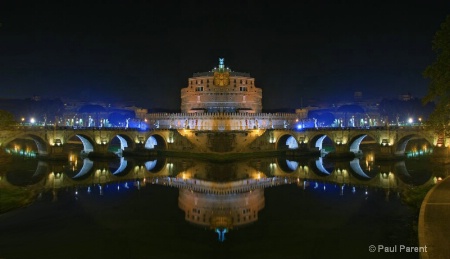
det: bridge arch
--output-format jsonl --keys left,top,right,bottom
{"left": 109, "top": 134, "right": 135, "bottom": 155}
{"left": 276, "top": 134, "right": 299, "bottom": 150}
{"left": 395, "top": 134, "right": 434, "bottom": 156}
{"left": 145, "top": 134, "right": 167, "bottom": 150}
{"left": 348, "top": 133, "right": 377, "bottom": 154}
{"left": 66, "top": 134, "right": 95, "bottom": 154}
{"left": 309, "top": 134, "right": 334, "bottom": 154}
{"left": 4, "top": 133, "right": 48, "bottom": 156}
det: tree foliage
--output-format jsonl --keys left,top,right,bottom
{"left": 423, "top": 15, "right": 450, "bottom": 132}
{"left": 0, "top": 110, "right": 17, "bottom": 127}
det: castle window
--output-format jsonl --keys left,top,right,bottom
{"left": 195, "top": 86, "right": 204, "bottom": 92}
{"left": 240, "top": 87, "right": 248, "bottom": 92}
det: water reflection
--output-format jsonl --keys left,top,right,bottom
{"left": 1, "top": 153, "right": 446, "bottom": 243}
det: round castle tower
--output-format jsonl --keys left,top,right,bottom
{"left": 146, "top": 58, "right": 297, "bottom": 131}
{"left": 181, "top": 58, "right": 262, "bottom": 113}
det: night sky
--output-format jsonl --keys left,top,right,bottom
{"left": 1, "top": 1, "right": 449, "bottom": 111}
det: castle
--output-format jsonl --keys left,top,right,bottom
{"left": 181, "top": 58, "right": 262, "bottom": 113}
{"left": 146, "top": 59, "right": 297, "bottom": 131}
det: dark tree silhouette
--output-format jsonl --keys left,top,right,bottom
{"left": 0, "top": 110, "right": 17, "bottom": 127}
{"left": 423, "top": 15, "right": 450, "bottom": 133}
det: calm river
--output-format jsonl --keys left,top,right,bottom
{"left": 0, "top": 151, "right": 448, "bottom": 259}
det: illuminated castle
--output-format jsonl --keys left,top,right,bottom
{"left": 181, "top": 58, "right": 262, "bottom": 113}
{"left": 147, "top": 59, "right": 297, "bottom": 131}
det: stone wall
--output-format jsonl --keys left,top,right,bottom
{"left": 146, "top": 112, "right": 298, "bottom": 131}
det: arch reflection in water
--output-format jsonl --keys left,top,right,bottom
{"left": 73, "top": 159, "right": 94, "bottom": 179}
{"left": 315, "top": 157, "right": 332, "bottom": 175}
{"left": 349, "top": 158, "right": 371, "bottom": 179}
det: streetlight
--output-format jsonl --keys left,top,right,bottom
{"left": 408, "top": 118, "right": 413, "bottom": 125}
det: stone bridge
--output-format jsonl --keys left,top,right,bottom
{"left": 267, "top": 126, "right": 448, "bottom": 159}
{"left": 0, "top": 126, "right": 448, "bottom": 160}
{"left": 0, "top": 126, "right": 176, "bottom": 158}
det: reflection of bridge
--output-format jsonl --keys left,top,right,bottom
{"left": 1, "top": 156, "right": 438, "bottom": 193}
{"left": 0, "top": 126, "right": 448, "bottom": 160}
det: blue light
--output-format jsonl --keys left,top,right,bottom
{"left": 215, "top": 228, "right": 228, "bottom": 242}
{"left": 297, "top": 124, "right": 302, "bottom": 130}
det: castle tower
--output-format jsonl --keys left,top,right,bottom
{"left": 181, "top": 58, "right": 262, "bottom": 113}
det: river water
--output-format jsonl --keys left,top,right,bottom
{"left": 0, "top": 151, "right": 448, "bottom": 259}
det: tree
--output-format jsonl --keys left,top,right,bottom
{"left": 423, "top": 15, "right": 450, "bottom": 133}
{"left": 0, "top": 110, "right": 17, "bottom": 127}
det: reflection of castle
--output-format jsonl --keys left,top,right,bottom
{"left": 147, "top": 59, "right": 297, "bottom": 131}
{"left": 178, "top": 188, "right": 264, "bottom": 234}
{"left": 171, "top": 177, "right": 290, "bottom": 241}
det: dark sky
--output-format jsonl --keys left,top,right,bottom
{"left": 1, "top": 1, "right": 449, "bottom": 110}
